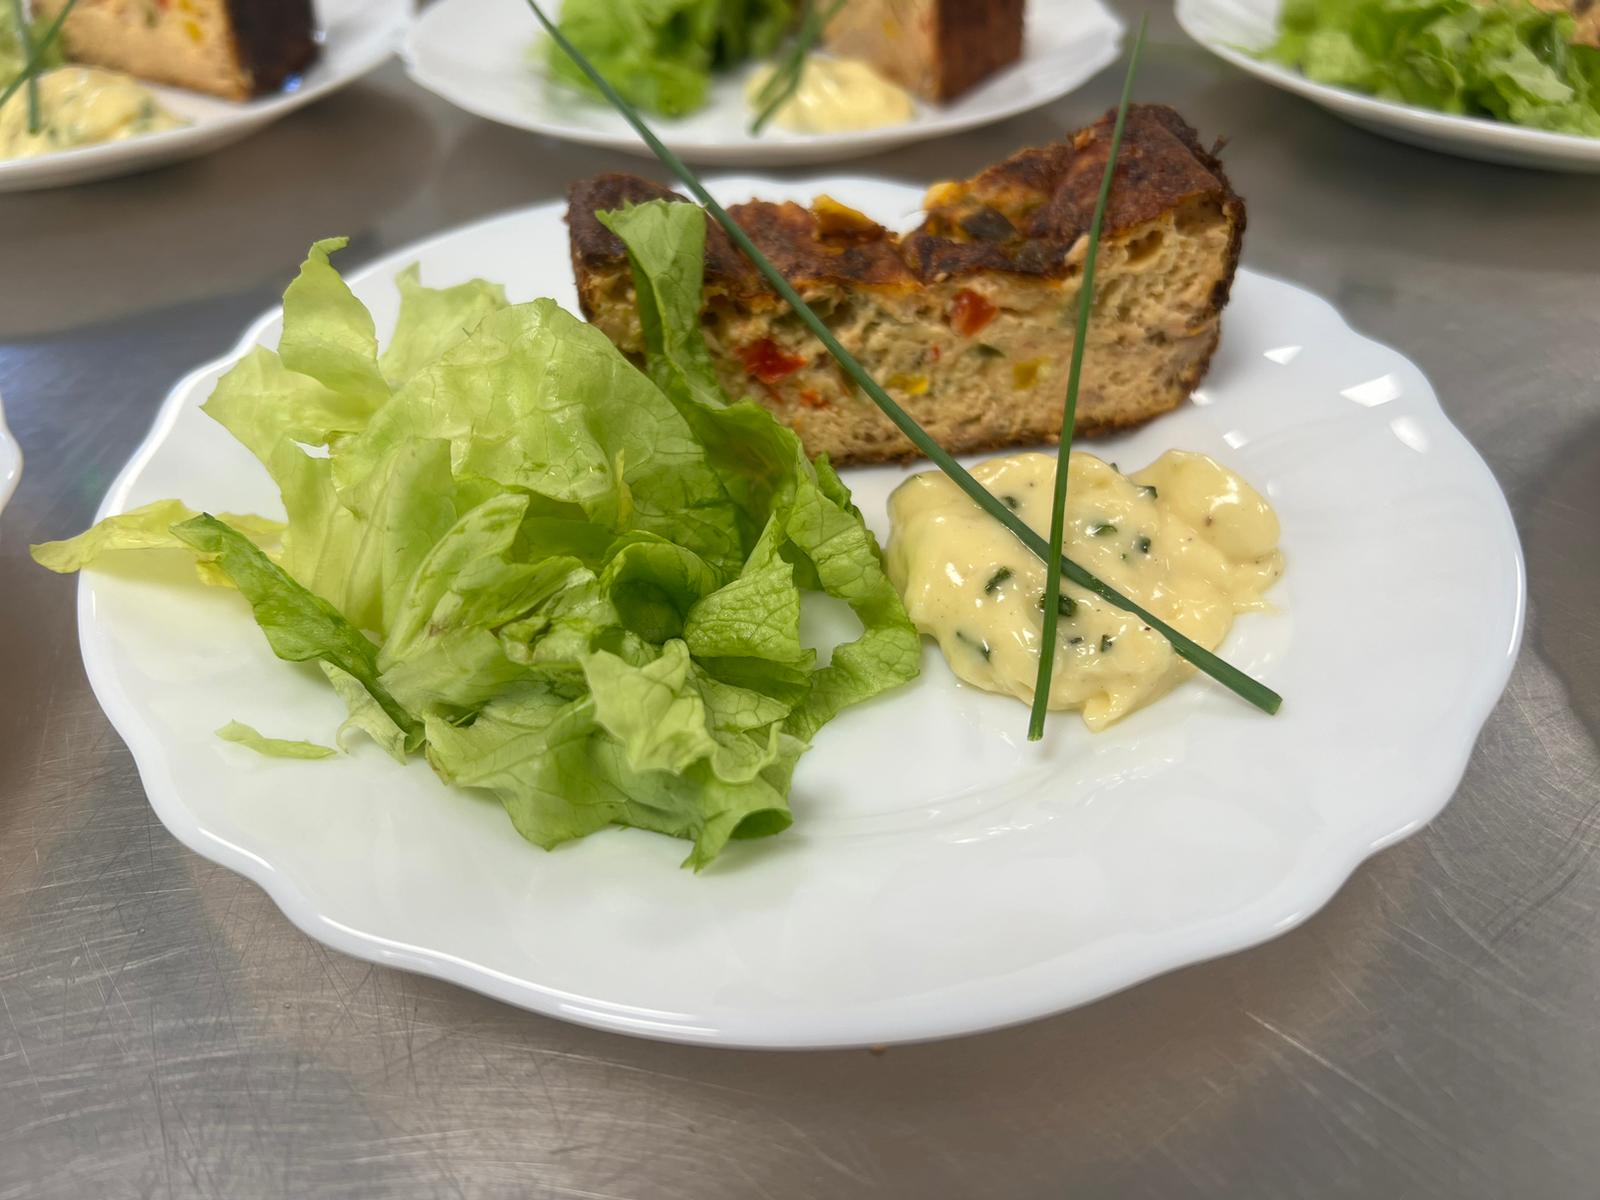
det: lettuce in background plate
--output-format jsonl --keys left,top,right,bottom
{"left": 1264, "top": 0, "right": 1600, "bottom": 135}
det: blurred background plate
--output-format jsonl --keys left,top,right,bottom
{"left": 0, "top": 387, "right": 17, "bottom": 516}
{"left": 403, "top": 0, "right": 1125, "bottom": 165}
{"left": 1178, "top": 0, "right": 1600, "bottom": 171}
{"left": 0, "top": 0, "right": 409, "bottom": 193}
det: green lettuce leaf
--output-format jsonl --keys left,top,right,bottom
{"left": 39, "top": 214, "right": 916, "bottom": 869}
{"left": 1264, "top": 0, "right": 1600, "bottom": 135}
{"left": 278, "top": 237, "right": 390, "bottom": 409}
{"left": 715, "top": 0, "right": 793, "bottom": 63}
{"left": 581, "top": 638, "right": 788, "bottom": 784}
{"left": 684, "top": 516, "right": 807, "bottom": 665}
{"left": 339, "top": 299, "right": 748, "bottom": 579}
{"left": 779, "top": 474, "right": 922, "bottom": 740}
{"left": 216, "top": 720, "right": 336, "bottom": 760}
{"left": 424, "top": 680, "right": 797, "bottom": 870}
{"left": 171, "top": 514, "right": 420, "bottom": 744}
{"left": 380, "top": 264, "right": 509, "bottom": 388}
{"left": 320, "top": 663, "right": 414, "bottom": 762}
{"left": 542, "top": 0, "right": 796, "bottom": 118}
{"left": 31, "top": 499, "right": 284, "bottom": 573}
{"left": 545, "top": 0, "right": 721, "bottom": 118}
{"left": 600, "top": 533, "right": 722, "bottom": 644}
{"left": 600, "top": 199, "right": 920, "bottom": 739}
{"left": 598, "top": 199, "right": 728, "bottom": 413}
{"left": 204, "top": 347, "right": 371, "bottom": 465}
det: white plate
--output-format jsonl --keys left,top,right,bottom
{"left": 0, "top": 387, "right": 18, "bottom": 516}
{"left": 1178, "top": 0, "right": 1600, "bottom": 171}
{"left": 76, "top": 177, "right": 1523, "bottom": 1048}
{"left": 402, "top": 0, "right": 1124, "bottom": 165}
{"left": 0, "top": 0, "right": 408, "bottom": 193}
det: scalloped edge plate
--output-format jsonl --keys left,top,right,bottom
{"left": 74, "top": 179, "right": 1523, "bottom": 1047}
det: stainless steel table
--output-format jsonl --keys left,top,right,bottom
{"left": 3, "top": 11, "right": 1597, "bottom": 1196}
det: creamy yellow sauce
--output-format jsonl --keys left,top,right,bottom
{"left": 746, "top": 55, "right": 915, "bottom": 133}
{"left": 886, "top": 451, "right": 1283, "bottom": 730}
{"left": 0, "top": 67, "right": 183, "bottom": 160}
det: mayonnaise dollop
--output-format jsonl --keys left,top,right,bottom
{"left": 886, "top": 450, "right": 1283, "bottom": 729}
{"left": 0, "top": 67, "right": 183, "bottom": 160}
{"left": 746, "top": 55, "right": 915, "bottom": 133}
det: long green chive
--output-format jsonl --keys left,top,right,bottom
{"left": 0, "top": 0, "right": 76, "bottom": 121}
{"left": 527, "top": 0, "right": 1283, "bottom": 720}
{"left": 1029, "top": 17, "right": 1145, "bottom": 742}
{"left": 8, "top": 0, "right": 39, "bottom": 134}
{"left": 749, "top": 0, "right": 845, "bottom": 135}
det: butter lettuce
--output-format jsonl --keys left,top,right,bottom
{"left": 1264, "top": 0, "right": 1600, "bottom": 135}
{"left": 545, "top": 0, "right": 793, "bottom": 118}
{"left": 171, "top": 514, "right": 423, "bottom": 747}
{"left": 598, "top": 201, "right": 921, "bottom": 739}
{"left": 34, "top": 209, "right": 917, "bottom": 868}
{"left": 30, "top": 500, "right": 284, "bottom": 574}
{"left": 216, "top": 721, "right": 336, "bottom": 761}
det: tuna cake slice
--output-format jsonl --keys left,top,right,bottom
{"left": 568, "top": 104, "right": 1245, "bottom": 466}
{"left": 32, "top": 0, "right": 318, "bottom": 101}
{"left": 822, "top": 0, "right": 1026, "bottom": 102}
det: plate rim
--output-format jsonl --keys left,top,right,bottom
{"left": 0, "top": 0, "right": 411, "bottom": 191}
{"left": 0, "top": 386, "right": 19, "bottom": 517}
{"left": 72, "top": 192, "right": 1527, "bottom": 1048}
{"left": 1176, "top": 0, "right": 1600, "bottom": 165}
{"left": 400, "top": 0, "right": 1125, "bottom": 162}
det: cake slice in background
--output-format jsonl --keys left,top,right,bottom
{"left": 822, "top": 0, "right": 1025, "bottom": 102}
{"left": 31, "top": 0, "right": 319, "bottom": 101}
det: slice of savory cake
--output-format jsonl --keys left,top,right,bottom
{"left": 822, "top": 0, "right": 1025, "bottom": 101}
{"left": 31, "top": 0, "right": 318, "bottom": 101}
{"left": 568, "top": 104, "right": 1245, "bottom": 466}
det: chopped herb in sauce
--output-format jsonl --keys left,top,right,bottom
{"left": 1100, "top": 634, "right": 1116, "bottom": 652}
{"left": 974, "top": 343, "right": 1005, "bottom": 359}
{"left": 955, "top": 630, "right": 993, "bottom": 661}
{"left": 1136, "top": 535, "right": 1152, "bottom": 554}
{"left": 1139, "top": 484, "right": 1158, "bottom": 499}
{"left": 1089, "top": 521, "right": 1117, "bottom": 537}
{"left": 1000, "top": 494, "right": 1021, "bottom": 511}
{"left": 984, "top": 567, "right": 1013, "bottom": 593}
{"left": 1067, "top": 636, "right": 1084, "bottom": 645}
{"left": 1036, "top": 592, "right": 1077, "bottom": 617}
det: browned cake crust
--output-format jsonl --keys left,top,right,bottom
{"left": 224, "top": 0, "right": 319, "bottom": 95}
{"left": 569, "top": 105, "right": 1245, "bottom": 465}
{"left": 929, "top": 0, "right": 1025, "bottom": 99}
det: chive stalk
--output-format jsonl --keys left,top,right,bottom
{"left": 1028, "top": 17, "right": 1145, "bottom": 741}
{"left": 7, "top": 0, "right": 39, "bottom": 134}
{"left": 525, "top": 0, "right": 1283, "bottom": 720}
{"left": 0, "top": 0, "right": 76, "bottom": 121}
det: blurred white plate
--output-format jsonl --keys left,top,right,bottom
{"left": 403, "top": 0, "right": 1124, "bottom": 165}
{"left": 1178, "top": 0, "right": 1600, "bottom": 172}
{"left": 0, "top": 0, "right": 408, "bottom": 193}
{"left": 76, "top": 178, "right": 1523, "bottom": 1048}
{"left": 0, "top": 388, "right": 18, "bottom": 515}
